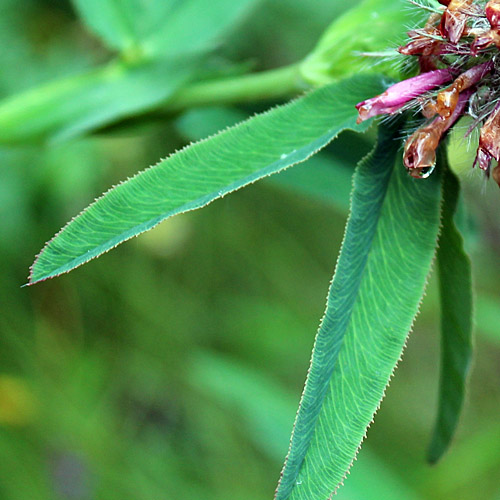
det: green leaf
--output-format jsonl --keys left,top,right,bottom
{"left": 0, "top": 57, "right": 198, "bottom": 145}
{"left": 300, "top": 0, "right": 421, "bottom": 85}
{"left": 72, "top": 0, "right": 259, "bottom": 57}
{"left": 176, "top": 107, "right": 370, "bottom": 212}
{"left": 188, "top": 351, "right": 425, "bottom": 500}
{"left": 275, "top": 122, "right": 443, "bottom": 500}
{"left": 427, "top": 162, "right": 473, "bottom": 464}
{"left": 29, "top": 74, "right": 385, "bottom": 284}
{"left": 70, "top": 0, "right": 174, "bottom": 53}
{"left": 143, "top": 0, "right": 260, "bottom": 57}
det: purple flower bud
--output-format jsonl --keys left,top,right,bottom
{"left": 355, "top": 69, "right": 454, "bottom": 124}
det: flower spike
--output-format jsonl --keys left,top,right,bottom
{"left": 355, "top": 0, "right": 500, "bottom": 188}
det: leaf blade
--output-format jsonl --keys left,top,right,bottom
{"left": 0, "top": 57, "right": 198, "bottom": 145}
{"left": 427, "top": 162, "right": 474, "bottom": 464}
{"left": 71, "top": 0, "right": 149, "bottom": 52}
{"left": 144, "top": 0, "right": 259, "bottom": 56}
{"left": 29, "top": 74, "right": 386, "bottom": 284}
{"left": 72, "top": 0, "right": 259, "bottom": 57}
{"left": 175, "top": 107, "right": 370, "bottom": 212}
{"left": 275, "top": 123, "right": 443, "bottom": 499}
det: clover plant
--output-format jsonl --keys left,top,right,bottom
{"left": 6, "top": 0, "right": 492, "bottom": 497}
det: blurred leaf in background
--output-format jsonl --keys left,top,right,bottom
{"left": 0, "top": 0, "right": 499, "bottom": 500}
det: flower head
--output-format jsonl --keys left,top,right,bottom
{"left": 356, "top": 0, "right": 500, "bottom": 187}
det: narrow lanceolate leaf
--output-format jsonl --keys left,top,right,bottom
{"left": 176, "top": 107, "right": 369, "bottom": 212}
{"left": 28, "top": 74, "right": 386, "bottom": 284}
{"left": 72, "top": 0, "right": 258, "bottom": 57}
{"left": 0, "top": 57, "right": 198, "bottom": 144}
{"left": 427, "top": 163, "right": 473, "bottom": 464}
{"left": 275, "top": 122, "right": 443, "bottom": 500}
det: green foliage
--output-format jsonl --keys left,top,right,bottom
{"left": 428, "top": 163, "right": 473, "bottom": 464}
{"left": 70, "top": 0, "right": 169, "bottom": 53}
{"left": 0, "top": 57, "right": 199, "bottom": 145}
{"left": 1, "top": 0, "right": 496, "bottom": 499}
{"left": 0, "top": 0, "right": 263, "bottom": 145}
{"left": 142, "top": 0, "right": 260, "bottom": 57}
{"left": 28, "top": 74, "right": 384, "bottom": 284}
{"left": 276, "top": 122, "right": 442, "bottom": 499}
{"left": 188, "top": 351, "right": 425, "bottom": 500}
{"left": 72, "top": 0, "right": 260, "bottom": 58}
{"left": 175, "top": 107, "right": 371, "bottom": 212}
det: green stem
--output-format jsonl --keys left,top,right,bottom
{"left": 165, "top": 63, "right": 307, "bottom": 112}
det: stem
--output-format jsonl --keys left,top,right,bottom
{"left": 165, "top": 63, "right": 307, "bottom": 112}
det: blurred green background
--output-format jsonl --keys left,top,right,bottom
{"left": 0, "top": 0, "right": 499, "bottom": 499}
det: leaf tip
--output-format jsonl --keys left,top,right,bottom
{"left": 27, "top": 243, "right": 58, "bottom": 286}
{"left": 426, "top": 433, "right": 448, "bottom": 466}
{"left": 426, "top": 446, "right": 442, "bottom": 466}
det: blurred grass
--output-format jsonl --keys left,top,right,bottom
{"left": 0, "top": 0, "right": 499, "bottom": 499}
